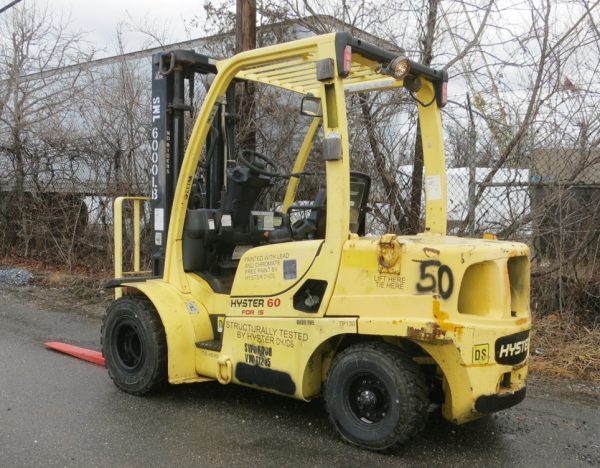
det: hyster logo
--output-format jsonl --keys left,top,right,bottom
{"left": 230, "top": 298, "right": 265, "bottom": 308}
{"left": 495, "top": 331, "right": 530, "bottom": 365}
{"left": 499, "top": 339, "right": 529, "bottom": 358}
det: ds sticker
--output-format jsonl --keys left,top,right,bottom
{"left": 472, "top": 343, "right": 490, "bottom": 364}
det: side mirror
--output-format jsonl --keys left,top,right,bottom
{"left": 300, "top": 96, "right": 322, "bottom": 117}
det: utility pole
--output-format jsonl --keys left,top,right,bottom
{"left": 236, "top": 0, "right": 256, "bottom": 151}
{"left": 236, "top": 0, "right": 256, "bottom": 53}
{"left": 406, "top": 0, "right": 438, "bottom": 235}
{"left": 466, "top": 93, "right": 477, "bottom": 236}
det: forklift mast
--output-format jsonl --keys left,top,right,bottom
{"left": 150, "top": 50, "right": 235, "bottom": 276}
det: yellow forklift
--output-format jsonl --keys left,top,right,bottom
{"left": 103, "top": 33, "right": 531, "bottom": 451}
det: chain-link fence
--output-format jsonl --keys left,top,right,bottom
{"left": 442, "top": 144, "right": 600, "bottom": 319}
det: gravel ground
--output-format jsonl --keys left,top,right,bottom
{"left": 0, "top": 268, "right": 33, "bottom": 286}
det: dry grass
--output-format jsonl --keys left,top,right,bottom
{"left": 530, "top": 312, "right": 600, "bottom": 381}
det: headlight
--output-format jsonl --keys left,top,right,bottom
{"left": 388, "top": 56, "right": 411, "bottom": 79}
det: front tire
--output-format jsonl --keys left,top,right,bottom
{"left": 101, "top": 296, "right": 167, "bottom": 395}
{"left": 325, "top": 342, "right": 429, "bottom": 451}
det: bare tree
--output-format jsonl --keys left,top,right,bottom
{"left": 0, "top": 3, "right": 94, "bottom": 264}
{"left": 1, "top": 0, "right": 598, "bottom": 316}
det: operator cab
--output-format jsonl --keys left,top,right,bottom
{"left": 180, "top": 97, "right": 371, "bottom": 291}
{"left": 149, "top": 38, "right": 435, "bottom": 294}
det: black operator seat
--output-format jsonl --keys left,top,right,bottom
{"left": 348, "top": 171, "right": 371, "bottom": 236}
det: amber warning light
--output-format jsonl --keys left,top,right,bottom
{"left": 390, "top": 56, "right": 411, "bottom": 80}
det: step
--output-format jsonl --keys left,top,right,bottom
{"left": 195, "top": 339, "right": 223, "bottom": 352}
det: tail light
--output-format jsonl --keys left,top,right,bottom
{"left": 437, "top": 81, "right": 448, "bottom": 108}
{"left": 343, "top": 45, "right": 352, "bottom": 76}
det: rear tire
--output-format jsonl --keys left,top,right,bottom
{"left": 101, "top": 296, "right": 167, "bottom": 395}
{"left": 324, "top": 342, "right": 428, "bottom": 452}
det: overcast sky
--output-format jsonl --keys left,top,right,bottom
{"left": 6, "top": 0, "right": 208, "bottom": 57}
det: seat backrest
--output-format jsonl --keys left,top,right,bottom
{"left": 349, "top": 172, "right": 371, "bottom": 235}
{"left": 273, "top": 171, "right": 371, "bottom": 242}
{"left": 307, "top": 187, "right": 327, "bottom": 239}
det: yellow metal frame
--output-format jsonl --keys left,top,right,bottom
{"left": 160, "top": 34, "right": 448, "bottom": 292}
{"left": 113, "top": 196, "right": 151, "bottom": 299}
{"left": 282, "top": 117, "right": 321, "bottom": 212}
{"left": 235, "top": 49, "right": 389, "bottom": 96}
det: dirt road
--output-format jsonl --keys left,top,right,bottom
{"left": 0, "top": 286, "right": 598, "bottom": 467}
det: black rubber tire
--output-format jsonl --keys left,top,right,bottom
{"left": 101, "top": 296, "right": 167, "bottom": 395}
{"left": 324, "top": 342, "right": 429, "bottom": 452}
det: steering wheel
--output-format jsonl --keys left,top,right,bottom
{"left": 238, "top": 149, "right": 280, "bottom": 177}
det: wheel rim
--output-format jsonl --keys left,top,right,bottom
{"left": 347, "top": 372, "right": 391, "bottom": 424}
{"left": 112, "top": 319, "right": 144, "bottom": 373}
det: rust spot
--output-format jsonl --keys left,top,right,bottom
{"left": 406, "top": 323, "right": 451, "bottom": 342}
{"left": 377, "top": 234, "right": 402, "bottom": 274}
{"left": 432, "top": 299, "right": 463, "bottom": 338}
{"left": 515, "top": 317, "right": 528, "bottom": 325}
